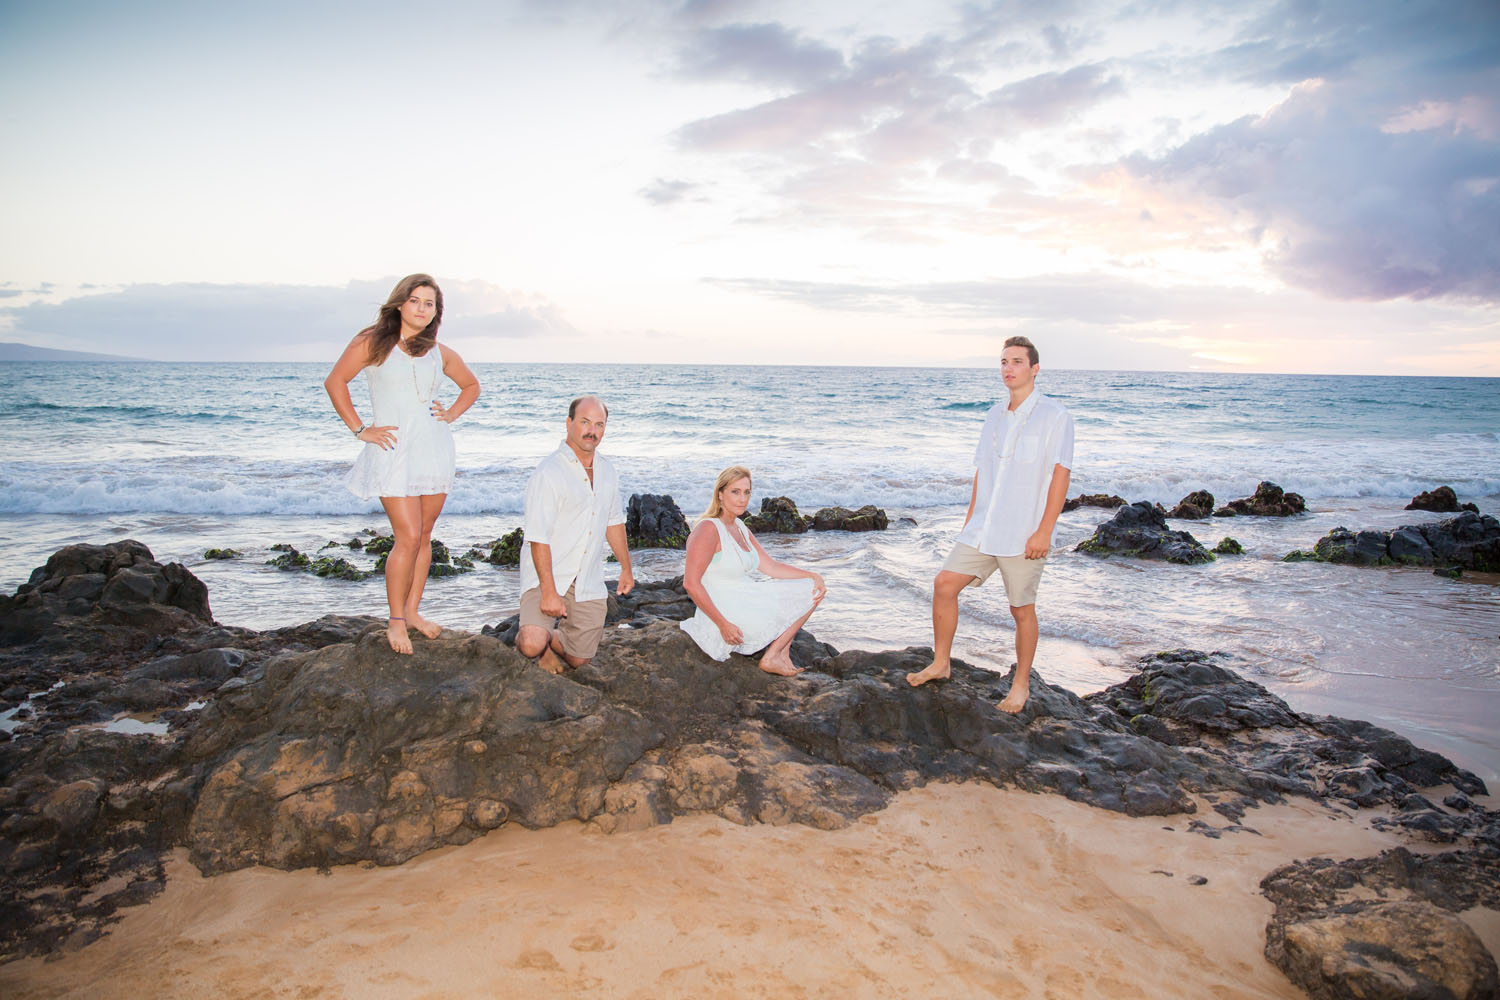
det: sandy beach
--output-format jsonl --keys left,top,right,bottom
{"left": 5, "top": 782, "right": 1491, "bottom": 999}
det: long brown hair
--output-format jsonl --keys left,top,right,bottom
{"left": 700, "top": 465, "right": 753, "bottom": 522}
{"left": 362, "top": 274, "right": 443, "bottom": 365}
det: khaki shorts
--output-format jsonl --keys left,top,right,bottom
{"left": 519, "top": 584, "right": 608, "bottom": 660}
{"left": 941, "top": 542, "right": 1047, "bottom": 607}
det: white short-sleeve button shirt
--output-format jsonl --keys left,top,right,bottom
{"left": 520, "top": 442, "right": 626, "bottom": 601}
{"left": 955, "top": 390, "right": 1075, "bottom": 557}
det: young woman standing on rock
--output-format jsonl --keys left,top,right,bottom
{"left": 680, "top": 465, "right": 826, "bottom": 675}
{"left": 325, "top": 274, "right": 480, "bottom": 654}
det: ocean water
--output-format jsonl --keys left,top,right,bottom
{"left": 2, "top": 362, "right": 1498, "bottom": 782}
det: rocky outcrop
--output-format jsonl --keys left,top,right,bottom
{"left": 1261, "top": 847, "right": 1500, "bottom": 1000}
{"left": 474, "top": 528, "right": 523, "bottom": 567}
{"left": 0, "top": 543, "right": 384, "bottom": 960}
{"left": 0, "top": 540, "right": 211, "bottom": 648}
{"left": 738, "top": 499, "right": 891, "bottom": 534}
{"left": 811, "top": 505, "right": 889, "bottom": 532}
{"left": 373, "top": 539, "right": 472, "bottom": 578}
{"left": 742, "top": 496, "right": 811, "bottom": 534}
{"left": 2, "top": 544, "right": 1496, "bottom": 969}
{"left": 1407, "top": 485, "right": 1479, "bottom": 514}
{"left": 1061, "top": 493, "right": 1127, "bottom": 513}
{"left": 1212, "top": 537, "right": 1244, "bottom": 555}
{"left": 1215, "top": 481, "right": 1306, "bottom": 517}
{"left": 1284, "top": 512, "right": 1500, "bottom": 571}
{"left": 1075, "top": 502, "right": 1215, "bottom": 564}
{"left": 1091, "top": 650, "right": 1489, "bottom": 826}
{"left": 268, "top": 548, "right": 372, "bottom": 581}
{"left": 626, "top": 493, "right": 691, "bottom": 549}
{"left": 1168, "top": 490, "right": 1215, "bottom": 519}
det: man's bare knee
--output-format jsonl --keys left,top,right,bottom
{"left": 1009, "top": 604, "right": 1037, "bottom": 622}
{"left": 934, "top": 572, "right": 969, "bottom": 599}
{"left": 563, "top": 654, "right": 591, "bottom": 668}
{"left": 516, "top": 626, "right": 549, "bottom": 657}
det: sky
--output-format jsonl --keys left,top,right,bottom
{"left": 1, "top": 0, "right": 1497, "bottom": 374}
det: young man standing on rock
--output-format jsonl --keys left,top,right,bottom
{"left": 516, "top": 396, "right": 634, "bottom": 673}
{"left": 906, "top": 336, "right": 1073, "bottom": 713}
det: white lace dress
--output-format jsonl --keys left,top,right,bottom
{"left": 343, "top": 346, "right": 455, "bottom": 499}
{"left": 680, "top": 518, "right": 817, "bottom": 660}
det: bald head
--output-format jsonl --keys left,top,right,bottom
{"left": 568, "top": 395, "right": 609, "bottom": 420}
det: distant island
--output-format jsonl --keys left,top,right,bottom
{"left": 0, "top": 341, "right": 144, "bottom": 362}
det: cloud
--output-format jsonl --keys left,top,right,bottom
{"left": 711, "top": 273, "right": 1256, "bottom": 324}
{"left": 673, "top": 21, "right": 844, "bottom": 88}
{"left": 0, "top": 279, "right": 576, "bottom": 362}
{"left": 974, "top": 63, "right": 1125, "bottom": 132}
{"left": 640, "top": 177, "right": 701, "bottom": 204}
{"left": 1122, "top": 78, "right": 1500, "bottom": 301}
{"left": 656, "top": 1, "right": 1500, "bottom": 305}
{"left": 708, "top": 270, "right": 1500, "bottom": 373}
{"left": 675, "top": 34, "right": 977, "bottom": 156}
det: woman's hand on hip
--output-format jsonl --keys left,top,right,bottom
{"left": 809, "top": 573, "right": 827, "bottom": 601}
{"left": 358, "top": 425, "right": 398, "bottom": 451}
{"left": 431, "top": 400, "right": 455, "bottom": 423}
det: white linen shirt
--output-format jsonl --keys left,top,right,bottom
{"left": 520, "top": 442, "right": 625, "bottom": 601}
{"left": 955, "top": 390, "right": 1075, "bottom": 557}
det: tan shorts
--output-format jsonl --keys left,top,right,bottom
{"left": 519, "top": 584, "right": 608, "bottom": 660}
{"left": 941, "top": 542, "right": 1047, "bottom": 607}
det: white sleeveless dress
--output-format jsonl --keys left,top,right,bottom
{"left": 343, "top": 345, "right": 456, "bottom": 499}
{"left": 680, "top": 518, "right": 818, "bottom": 660}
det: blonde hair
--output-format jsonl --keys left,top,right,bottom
{"left": 701, "top": 465, "right": 753, "bottom": 522}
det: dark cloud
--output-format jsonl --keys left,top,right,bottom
{"left": 1225, "top": 0, "right": 1500, "bottom": 87}
{"left": 0, "top": 279, "right": 571, "bottom": 361}
{"left": 1124, "top": 75, "right": 1500, "bottom": 300}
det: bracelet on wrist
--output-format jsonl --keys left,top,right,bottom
{"left": 353, "top": 423, "right": 366, "bottom": 438}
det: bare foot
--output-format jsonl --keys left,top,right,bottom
{"left": 997, "top": 679, "right": 1030, "bottom": 713}
{"left": 906, "top": 661, "right": 950, "bottom": 687}
{"left": 758, "top": 650, "right": 802, "bottom": 677}
{"left": 537, "top": 646, "right": 567, "bottom": 675}
{"left": 386, "top": 619, "right": 413, "bottom": 655}
{"left": 407, "top": 612, "right": 442, "bottom": 640}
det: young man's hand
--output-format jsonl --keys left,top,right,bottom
{"left": 1024, "top": 528, "right": 1051, "bottom": 559}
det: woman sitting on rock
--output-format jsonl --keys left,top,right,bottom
{"left": 325, "top": 274, "right": 480, "bottom": 654}
{"left": 680, "top": 466, "right": 826, "bottom": 676}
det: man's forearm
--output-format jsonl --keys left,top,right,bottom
{"left": 529, "top": 541, "right": 557, "bottom": 595}
{"left": 605, "top": 524, "right": 632, "bottom": 573}
{"left": 1037, "top": 466, "right": 1071, "bottom": 532}
{"left": 961, "top": 474, "right": 978, "bottom": 527}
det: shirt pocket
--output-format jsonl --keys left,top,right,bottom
{"left": 1015, "top": 432, "right": 1041, "bottom": 464}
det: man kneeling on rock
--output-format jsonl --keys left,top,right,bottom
{"left": 906, "top": 336, "right": 1073, "bottom": 712}
{"left": 516, "top": 395, "right": 634, "bottom": 673}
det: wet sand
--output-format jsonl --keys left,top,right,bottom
{"left": 7, "top": 782, "right": 1494, "bottom": 999}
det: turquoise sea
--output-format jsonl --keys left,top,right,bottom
{"left": 2, "top": 362, "right": 1498, "bottom": 782}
